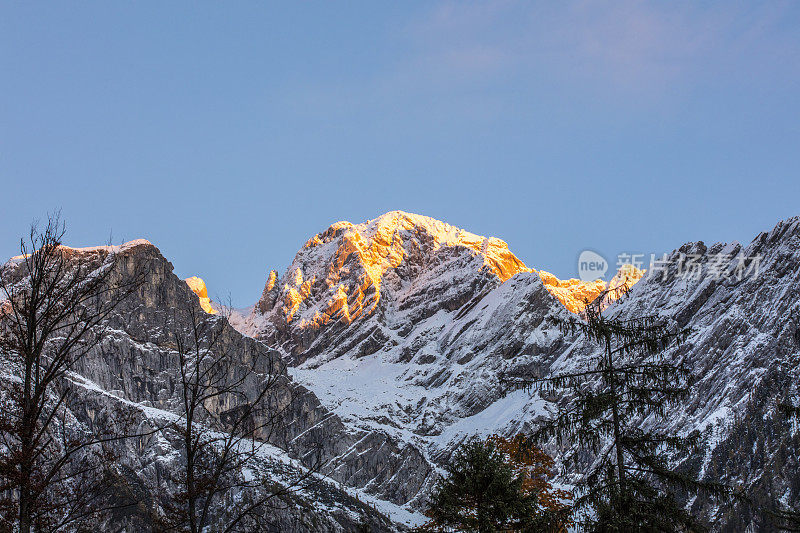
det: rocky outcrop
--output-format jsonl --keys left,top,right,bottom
{"left": 244, "top": 211, "right": 640, "bottom": 365}
{"left": 245, "top": 212, "right": 799, "bottom": 531}
{"left": 184, "top": 275, "right": 217, "bottom": 314}
{"left": 1, "top": 239, "right": 432, "bottom": 530}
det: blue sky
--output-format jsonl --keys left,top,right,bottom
{"left": 2, "top": 2, "right": 799, "bottom": 306}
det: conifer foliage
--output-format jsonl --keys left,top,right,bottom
{"left": 769, "top": 397, "right": 800, "bottom": 531}
{"left": 420, "top": 434, "right": 571, "bottom": 532}
{"left": 506, "top": 289, "right": 729, "bottom": 532}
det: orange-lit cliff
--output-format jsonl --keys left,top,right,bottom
{"left": 252, "top": 211, "right": 643, "bottom": 336}
{"left": 184, "top": 276, "right": 217, "bottom": 314}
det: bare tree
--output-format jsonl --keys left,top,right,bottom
{"left": 158, "top": 297, "right": 321, "bottom": 532}
{"left": 0, "top": 214, "right": 146, "bottom": 532}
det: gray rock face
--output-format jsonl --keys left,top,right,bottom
{"left": 4, "top": 212, "right": 799, "bottom": 531}
{"left": 59, "top": 375, "right": 398, "bottom": 533}
{"left": 577, "top": 217, "right": 800, "bottom": 530}
{"left": 245, "top": 213, "right": 800, "bottom": 531}
{"left": 1, "top": 240, "right": 431, "bottom": 531}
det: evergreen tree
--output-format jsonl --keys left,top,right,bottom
{"left": 506, "top": 289, "right": 729, "bottom": 532}
{"left": 769, "top": 397, "right": 800, "bottom": 531}
{"left": 420, "top": 435, "right": 571, "bottom": 532}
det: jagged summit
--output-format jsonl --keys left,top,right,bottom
{"left": 249, "top": 211, "right": 641, "bottom": 339}
{"left": 302, "top": 211, "right": 531, "bottom": 282}
{"left": 251, "top": 211, "right": 532, "bottom": 335}
{"left": 242, "top": 210, "right": 646, "bottom": 373}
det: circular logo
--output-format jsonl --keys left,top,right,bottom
{"left": 577, "top": 250, "right": 608, "bottom": 282}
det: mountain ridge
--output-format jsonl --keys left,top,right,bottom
{"left": 241, "top": 210, "right": 642, "bottom": 358}
{"left": 3, "top": 213, "right": 798, "bottom": 530}
{"left": 240, "top": 211, "right": 800, "bottom": 530}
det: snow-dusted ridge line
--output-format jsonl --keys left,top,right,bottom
{"left": 6, "top": 212, "right": 799, "bottom": 531}
{"left": 8, "top": 238, "right": 154, "bottom": 261}
{"left": 254, "top": 213, "right": 800, "bottom": 530}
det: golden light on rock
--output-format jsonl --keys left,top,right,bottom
{"left": 537, "top": 271, "right": 608, "bottom": 314}
{"left": 602, "top": 263, "right": 646, "bottom": 306}
{"left": 282, "top": 212, "right": 540, "bottom": 331}
{"left": 269, "top": 212, "right": 646, "bottom": 329}
{"left": 538, "top": 264, "right": 646, "bottom": 313}
{"left": 184, "top": 276, "right": 218, "bottom": 314}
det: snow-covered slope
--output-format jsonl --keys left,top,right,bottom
{"left": 243, "top": 212, "right": 602, "bottom": 444}
{"left": 243, "top": 211, "right": 799, "bottom": 531}
{"left": 0, "top": 239, "right": 430, "bottom": 530}
{"left": 238, "top": 212, "right": 642, "bottom": 492}
{"left": 5, "top": 211, "right": 797, "bottom": 531}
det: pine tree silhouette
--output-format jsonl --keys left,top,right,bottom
{"left": 419, "top": 435, "right": 571, "bottom": 532}
{"left": 505, "top": 287, "right": 731, "bottom": 532}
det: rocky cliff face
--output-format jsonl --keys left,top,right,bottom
{"left": 243, "top": 211, "right": 638, "bottom": 362}
{"left": 3, "top": 211, "right": 797, "bottom": 531}
{"left": 574, "top": 217, "right": 800, "bottom": 529}
{"left": 242, "top": 211, "right": 799, "bottom": 531}
{"left": 0, "top": 239, "right": 431, "bottom": 531}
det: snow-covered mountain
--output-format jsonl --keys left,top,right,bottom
{"left": 0, "top": 240, "right": 429, "bottom": 531}
{"left": 2, "top": 210, "right": 797, "bottom": 531}
{"left": 240, "top": 210, "right": 799, "bottom": 530}
{"left": 240, "top": 212, "right": 642, "bottom": 444}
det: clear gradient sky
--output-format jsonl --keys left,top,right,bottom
{"left": 2, "top": 2, "right": 799, "bottom": 306}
